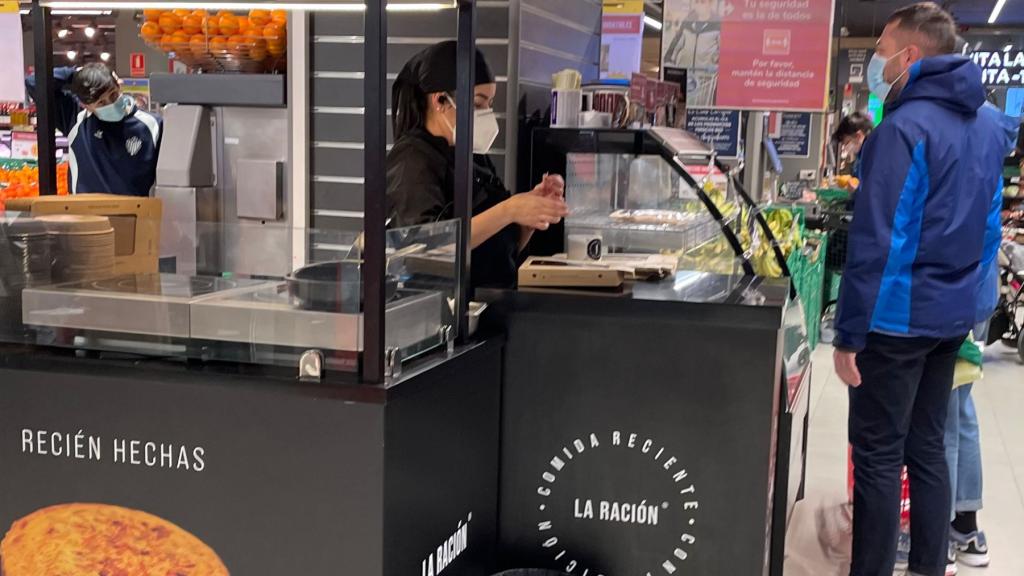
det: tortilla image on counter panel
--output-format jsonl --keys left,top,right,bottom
{"left": 0, "top": 503, "right": 229, "bottom": 575}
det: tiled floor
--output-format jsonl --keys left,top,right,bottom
{"left": 785, "top": 343, "right": 1024, "bottom": 576}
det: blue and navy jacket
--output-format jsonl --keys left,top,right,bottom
{"left": 26, "top": 67, "right": 161, "bottom": 197}
{"left": 835, "top": 56, "right": 1018, "bottom": 352}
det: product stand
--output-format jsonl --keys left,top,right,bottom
{"left": 487, "top": 126, "right": 812, "bottom": 576}
{"left": 485, "top": 274, "right": 809, "bottom": 576}
{"left": 1, "top": 2, "right": 504, "bottom": 575}
{"left": 2, "top": 4, "right": 810, "bottom": 575}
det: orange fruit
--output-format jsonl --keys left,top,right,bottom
{"left": 249, "top": 37, "right": 268, "bottom": 60}
{"left": 227, "top": 34, "right": 246, "bottom": 53}
{"left": 219, "top": 14, "right": 239, "bottom": 36}
{"left": 271, "top": 9, "right": 287, "bottom": 24}
{"left": 209, "top": 35, "right": 228, "bottom": 54}
{"left": 249, "top": 9, "right": 270, "bottom": 27}
{"left": 140, "top": 21, "right": 161, "bottom": 42}
{"left": 158, "top": 12, "right": 181, "bottom": 34}
{"left": 171, "top": 31, "right": 189, "bottom": 49}
{"left": 189, "top": 34, "right": 207, "bottom": 54}
{"left": 216, "top": 10, "right": 234, "bottom": 18}
{"left": 182, "top": 14, "right": 203, "bottom": 35}
{"left": 143, "top": 9, "right": 163, "bottom": 23}
{"left": 236, "top": 16, "right": 250, "bottom": 31}
{"left": 191, "top": 9, "right": 208, "bottom": 17}
{"left": 262, "top": 21, "right": 284, "bottom": 40}
{"left": 172, "top": 8, "right": 190, "bottom": 18}
{"left": 159, "top": 34, "right": 175, "bottom": 52}
{"left": 202, "top": 15, "right": 220, "bottom": 35}
{"left": 267, "top": 40, "right": 285, "bottom": 57}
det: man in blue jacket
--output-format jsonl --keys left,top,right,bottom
{"left": 833, "top": 3, "right": 1017, "bottom": 576}
{"left": 26, "top": 63, "right": 161, "bottom": 197}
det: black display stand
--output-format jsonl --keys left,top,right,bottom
{"left": 485, "top": 274, "right": 810, "bottom": 576}
{"left": 0, "top": 341, "right": 503, "bottom": 576}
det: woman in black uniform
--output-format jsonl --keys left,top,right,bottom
{"left": 387, "top": 41, "right": 568, "bottom": 288}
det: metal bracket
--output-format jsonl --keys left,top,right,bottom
{"left": 384, "top": 347, "right": 403, "bottom": 379}
{"left": 298, "top": 350, "right": 324, "bottom": 382}
{"left": 440, "top": 325, "right": 455, "bottom": 355}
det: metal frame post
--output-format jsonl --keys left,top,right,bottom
{"left": 32, "top": 0, "right": 57, "bottom": 195}
{"left": 454, "top": 0, "right": 476, "bottom": 341}
{"left": 362, "top": 0, "right": 388, "bottom": 383}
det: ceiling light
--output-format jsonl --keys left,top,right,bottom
{"left": 19, "top": 9, "right": 29, "bottom": 14}
{"left": 57, "top": 28, "right": 70, "bottom": 39}
{"left": 643, "top": 15, "right": 662, "bottom": 31}
{"left": 990, "top": 0, "right": 1008, "bottom": 24}
{"left": 43, "top": 2, "right": 456, "bottom": 11}
{"left": 51, "top": 9, "right": 112, "bottom": 14}
{"left": 84, "top": 26, "right": 96, "bottom": 38}
{"left": 66, "top": 50, "right": 77, "bottom": 61}
{"left": 100, "top": 52, "right": 110, "bottom": 61}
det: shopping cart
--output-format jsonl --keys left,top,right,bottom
{"left": 989, "top": 241, "right": 1024, "bottom": 362}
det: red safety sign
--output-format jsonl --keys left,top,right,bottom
{"left": 130, "top": 53, "right": 145, "bottom": 78}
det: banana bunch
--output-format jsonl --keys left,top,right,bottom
{"left": 704, "top": 182, "right": 738, "bottom": 219}
{"left": 765, "top": 208, "right": 802, "bottom": 259}
{"left": 752, "top": 243, "right": 784, "bottom": 278}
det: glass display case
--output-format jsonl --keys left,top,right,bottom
{"left": 530, "top": 127, "right": 757, "bottom": 276}
{"left": 0, "top": 209, "right": 460, "bottom": 374}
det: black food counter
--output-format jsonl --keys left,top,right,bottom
{"left": 486, "top": 271, "right": 810, "bottom": 576}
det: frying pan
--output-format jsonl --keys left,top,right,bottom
{"left": 286, "top": 260, "right": 399, "bottom": 312}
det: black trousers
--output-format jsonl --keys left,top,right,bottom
{"left": 848, "top": 332, "right": 965, "bottom": 576}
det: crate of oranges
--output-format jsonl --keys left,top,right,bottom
{"left": 139, "top": 8, "right": 287, "bottom": 73}
{"left": 0, "top": 160, "right": 69, "bottom": 211}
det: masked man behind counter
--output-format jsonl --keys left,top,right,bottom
{"left": 26, "top": 63, "right": 162, "bottom": 197}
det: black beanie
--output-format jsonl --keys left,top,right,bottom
{"left": 393, "top": 40, "right": 494, "bottom": 99}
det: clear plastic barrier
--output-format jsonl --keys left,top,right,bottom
{"left": 0, "top": 208, "right": 459, "bottom": 373}
{"left": 565, "top": 153, "right": 741, "bottom": 268}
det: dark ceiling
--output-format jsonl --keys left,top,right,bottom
{"left": 838, "top": 1, "right": 1023, "bottom": 37}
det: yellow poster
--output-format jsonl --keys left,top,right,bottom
{"left": 603, "top": 0, "right": 644, "bottom": 15}
{"left": 0, "top": 1, "right": 20, "bottom": 14}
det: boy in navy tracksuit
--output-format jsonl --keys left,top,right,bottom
{"left": 833, "top": 4, "right": 1018, "bottom": 576}
{"left": 25, "top": 63, "right": 161, "bottom": 197}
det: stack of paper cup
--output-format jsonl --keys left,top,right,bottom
{"left": 38, "top": 215, "right": 116, "bottom": 283}
{"left": 551, "top": 69, "right": 583, "bottom": 127}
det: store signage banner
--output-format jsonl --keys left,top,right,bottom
{"left": 601, "top": 0, "right": 646, "bottom": 80}
{"left": 662, "top": 0, "right": 834, "bottom": 111}
{"left": 970, "top": 49, "right": 1024, "bottom": 87}
{"left": 0, "top": 1, "right": 26, "bottom": 103}
{"left": 768, "top": 112, "right": 812, "bottom": 158}
{"left": 685, "top": 109, "right": 741, "bottom": 157}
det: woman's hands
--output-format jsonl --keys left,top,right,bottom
{"left": 505, "top": 173, "right": 567, "bottom": 231}
{"left": 504, "top": 193, "right": 568, "bottom": 231}
{"left": 530, "top": 173, "right": 565, "bottom": 199}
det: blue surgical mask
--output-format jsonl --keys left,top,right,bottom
{"left": 93, "top": 94, "right": 132, "bottom": 122}
{"left": 867, "top": 48, "right": 908, "bottom": 103}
